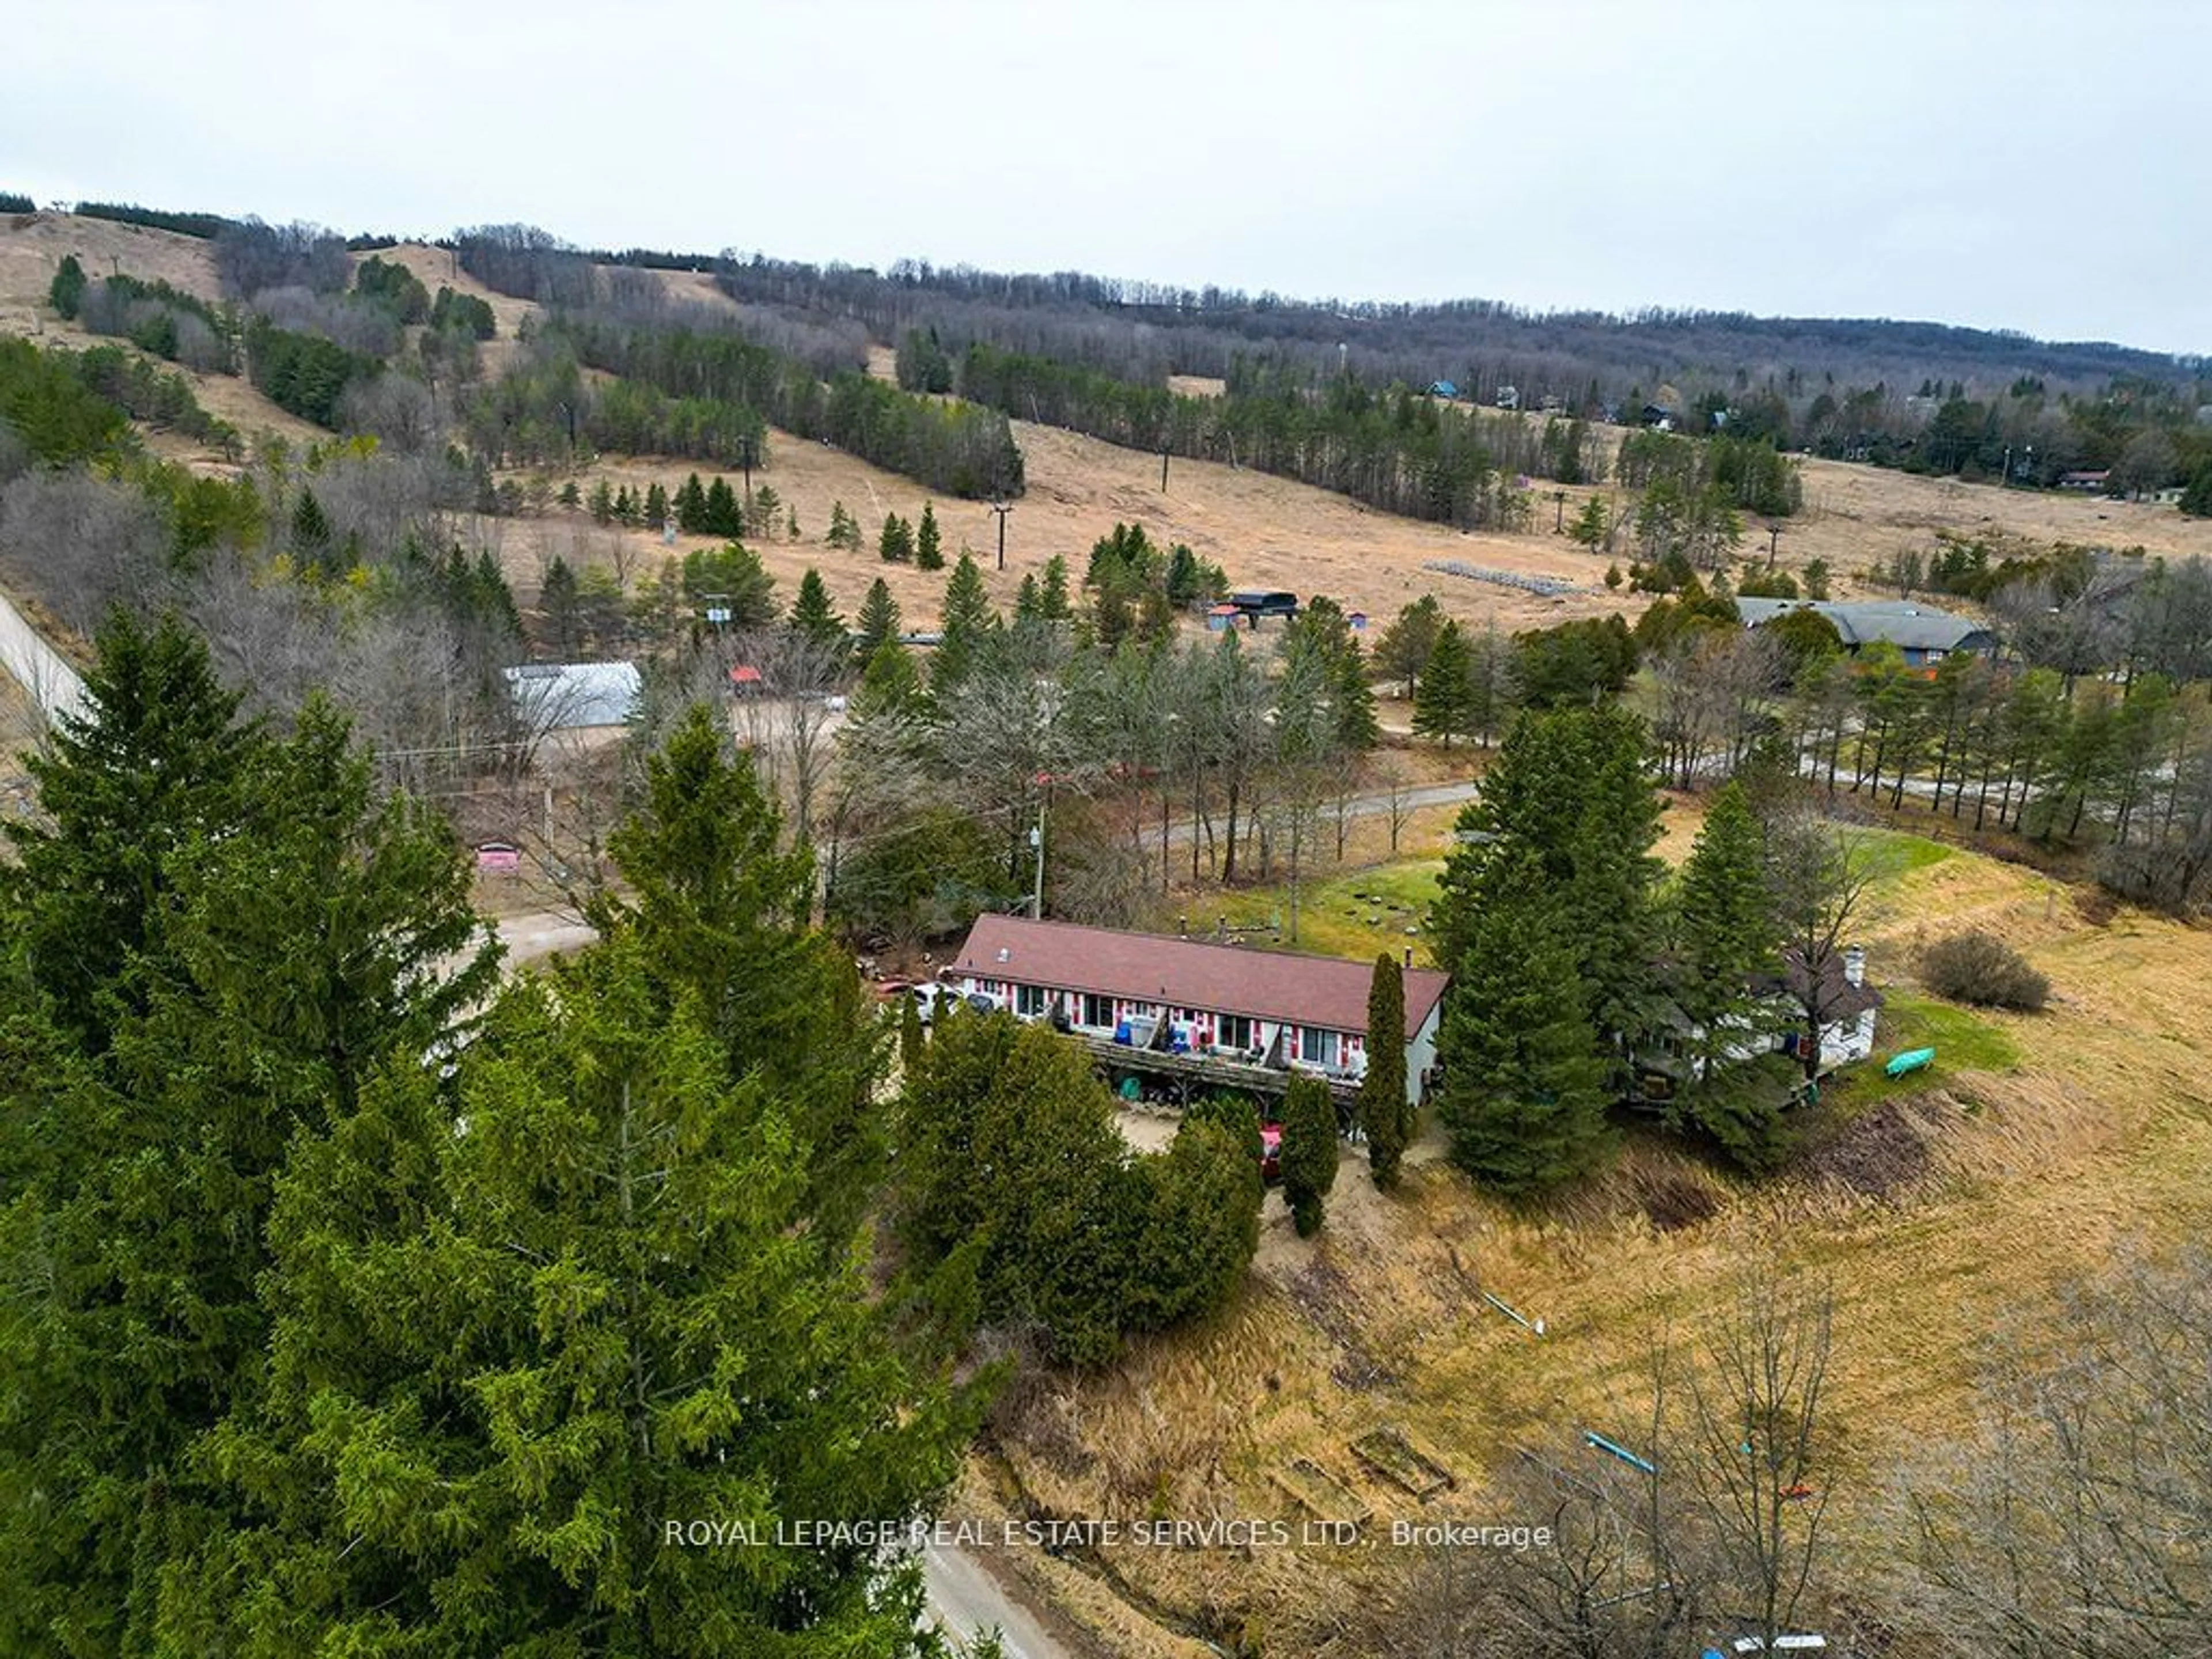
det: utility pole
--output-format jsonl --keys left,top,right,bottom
{"left": 988, "top": 499, "right": 1012, "bottom": 573}
{"left": 1160, "top": 448, "right": 1170, "bottom": 492}
{"left": 1029, "top": 797, "right": 1046, "bottom": 919}
{"left": 1552, "top": 489, "right": 1568, "bottom": 533}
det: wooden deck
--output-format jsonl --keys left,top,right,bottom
{"left": 1075, "top": 1033, "right": 1360, "bottom": 1107}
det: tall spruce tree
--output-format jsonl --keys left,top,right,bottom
{"left": 196, "top": 938, "right": 974, "bottom": 1653}
{"left": 787, "top": 566, "right": 847, "bottom": 657}
{"left": 0, "top": 659, "right": 494, "bottom": 1650}
{"left": 703, "top": 475, "right": 743, "bottom": 536}
{"left": 1361, "top": 953, "right": 1411, "bottom": 1187}
{"left": 855, "top": 576, "right": 903, "bottom": 660}
{"left": 915, "top": 501, "right": 944, "bottom": 570}
{"left": 878, "top": 512, "right": 915, "bottom": 564}
{"left": 933, "top": 552, "right": 997, "bottom": 692}
{"left": 1, "top": 610, "right": 260, "bottom": 1052}
{"left": 1039, "top": 553, "right": 1073, "bottom": 622}
{"left": 1675, "top": 781, "right": 1782, "bottom": 1059}
{"left": 1433, "top": 851, "right": 1614, "bottom": 1194}
{"left": 1280, "top": 1073, "right": 1339, "bottom": 1236}
{"left": 675, "top": 471, "right": 709, "bottom": 532}
{"left": 1435, "top": 705, "right": 1664, "bottom": 1051}
{"left": 592, "top": 705, "right": 882, "bottom": 1229}
{"left": 1412, "top": 619, "right": 1474, "bottom": 746}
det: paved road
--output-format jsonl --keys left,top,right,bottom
{"left": 921, "top": 1540, "right": 1072, "bottom": 1658}
{"left": 0, "top": 584, "right": 87, "bottom": 725}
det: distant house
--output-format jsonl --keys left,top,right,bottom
{"left": 946, "top": 916, "right": 1450, "bottom": 1110}
{"left": 503, "top": 661, "right": 640, "bottom": 730}
{"left": 1641, "top": 404, "right": 1681, "bottom": 431}
{"left": 1633, "top": 945, "right": 1883, "bottom": 1105}
{"left": 1735, "top": 599, "right": 1998, "bottom": 669}
{"left": 727, "top": 663, "right": 764, "bottom": 695}
{"left": 1428, "top": 379, "right": 1459, "bottom": 400}
{"left": 2058, "top": 469, "right": 2112, "bottom": 493}
{"left": 1767, "top": 945, "right": 1883, "bottom": 1071}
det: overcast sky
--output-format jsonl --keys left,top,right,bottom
{"left": 9, "top": 0, "right": 2206, "bottom": 354}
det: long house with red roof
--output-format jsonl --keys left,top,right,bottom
{"left": 947, "top": 916, "right": 1450, "bottom": 1109}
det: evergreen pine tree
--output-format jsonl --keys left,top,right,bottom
{"left": 675, "top": 471, "right": 709, "bottom": 532}
{"left": 1571, "top": 496, "right": 1611, "bottom": 551}
{"left": 1671, "top": 781, "right": 1791, "bottom": 1165}
{"left": 704, "top": 475, "right": 743, "bottom": 537}
{"left": 290, "top": 484, "right": 332, "bottom": 571}
{"left": 1280, "top": 1074, "right": 1339, "bottom": 1236}
{"left": 900, "top": 983, "right": 925, "bottom": 1072}
{"left": 934, "top": 552, "right": 997, "bottom": 692}
{"left": 787, "top": 566, "right": 847, "bottom": 658}
{"left": 915, "top": 501, "right": 944, "bottom": 570}
{"left": 644, "top": 480, "right": 669, "bottom": 525}
{"left": 1376, "top": 594, "right": 1444, "bottom": 698}
{"left": 878, "top": 512, "right": 915, "bottom": 563}
{"left": 540, "top": 555, "right": 581, "bottom": 654}
{"left": 593, "top": 706, "right": 879, "bottom": 1225}
{"left": 209, "top": 937, "right": 968, "bottom": 1651}
{"left": 1433, "top": 854, "right": 1615, "bottom": 1194}
{"left": 827, "top": 500, "right": 861, "bottom": 551}
{"left": 49, "top": 252, "right": 86, "bottom": 319}
{"left": 1360, "top": 953, "right": 1410, "bottom": 1188}
{"left": 1412, "top": 619, "right": 1474, "bottom": 746}
{"left": 589, "top": 476, "right": 616, "bottom": 523}
{"left": 1039, "top": 552, "right": 1073, "bottom": 622}
{"left": 855, "top": 577, "right": 902, "bottom": 660}
{"left": 0, "top": 679, "right": 493, "bottom": 1649}
{"left": 1, "top": 610, "right": 258, "bottom": 1052}
{"left": 613, "top": 483, "right": 636, "bottom": 525}
{"left": 1014, "top": 571, "right": 1043, "bottom": 623}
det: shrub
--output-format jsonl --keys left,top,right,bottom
{"left": 1919, "top": 930, "right": 2049, "bottom": 1012}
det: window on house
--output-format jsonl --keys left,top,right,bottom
{"left": 1081, "top": 993, "right": 1112, "bottom": 1029}
{"left": 1218, "top": 1014, "right": 1253, "bottom": 1052}
{"left": 1016, "top": 984, "right": 1046, "bottom": 1018}
{"left": 1301, "top": 1028, "right": 1340, "bottom": 1067}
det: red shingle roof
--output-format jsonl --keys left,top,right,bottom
{"left": 949, "top": 916, "right": 1449, "bottom": 1035}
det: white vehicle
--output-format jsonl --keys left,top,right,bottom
{"left": 910, "top": 982, "right": 1002, "bottom": 1024}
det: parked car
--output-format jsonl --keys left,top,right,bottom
{"left": 910, "top": 982, "right": 1002, "bottom": 1024}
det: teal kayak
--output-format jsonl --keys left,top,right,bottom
{"left": 1885, "top": 1047, "right": 1936, "bottom": 1078}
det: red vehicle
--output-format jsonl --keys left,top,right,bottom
{"left": 1259, "top": 1123, "right": 1283, "bottom": 1184}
